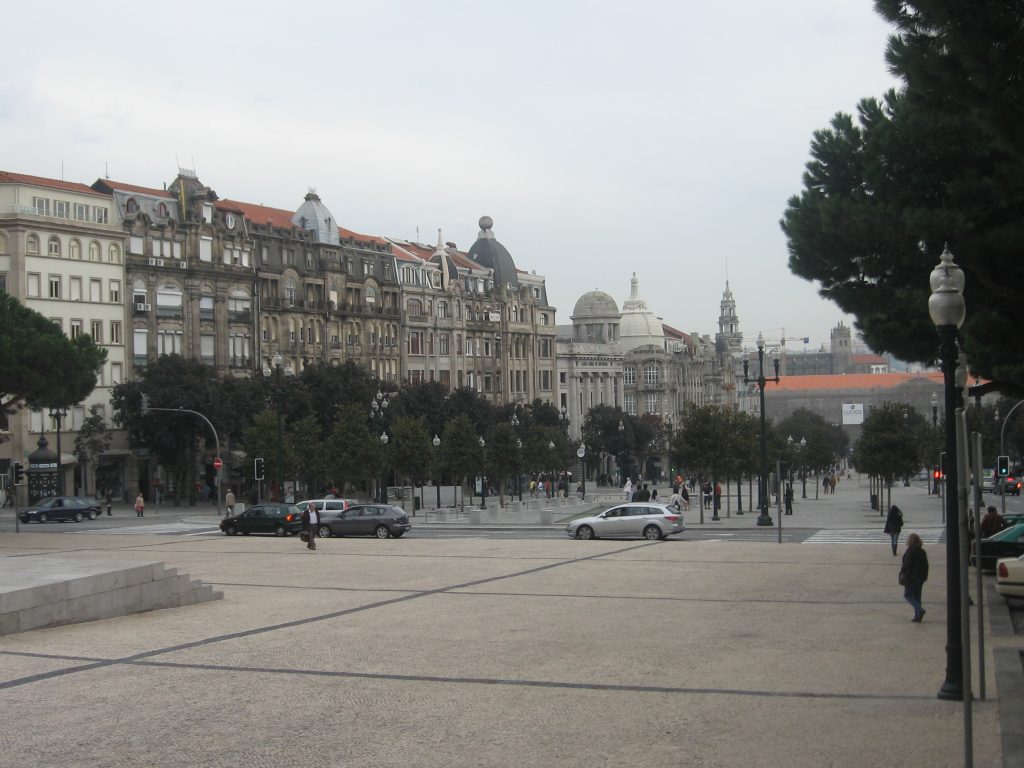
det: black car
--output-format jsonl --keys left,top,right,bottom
{"left": 973, "top": 523, "right": 1024, "bottom": 571}
{"left": 315, "top": 504, "right": 411, "bottom": 539}
{"left": 220, "top": 504, "right": 303, "bottom": 536}
{"left": 18, "top": 496, "right": 102, "bottom": 523}
{"left": 998, "top": 476, "right": 1022, "bottom": 496}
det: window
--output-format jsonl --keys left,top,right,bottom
{"left": 200, "top": 334, "right": 215, "bottom": 363}
{"left": 69, "top": 239, "right": 81, "bottom": 260}
{"left": 0, "top": 232, "right": 6, "bottom": 254}
{"left": 90, "top": 320, "right": 103, "bottom": 342}
{"left": 202, "top": 203, "right": 213, "bottom": 223}
{"left": 130, "top": 235, "right": 145, "bottom": 255}
{"left": 285, "top": 279, "right": 297, "bottom": 305}
{"left": 156, "top": 202, "right": 169, "bottom": 218}
{"left": 110, "top": 321, "right": 122, "bottom": 344}
{"left": 54, "top": 200, "right": 69, "bottom": 218}
{"left": 624, "top": 394, "right": 637, "bottom": 416}
{"left": 32, "top": 197, "right": 50, "bottom": 216}
{"left": 465, "top": 336, "right": 474, "bottom": 356}
{"left": 365, "top": 286, "right": 377, "bottom": 304}
{"left": 156, "top": 284, "right": 183, "bottom": 317}
{"left": 437, "top": 301, "right": 448, "bottom": 319}
{"left": 48, "top": 236, "right": 61, "bottom": 256}
{"left": 560, "top": 372, "right": 567, "bottom": 384}
{"left": 540, "top": 370, "right": 551, "bottom": 390}
{"left": 408, "top": 331, "right": 423, "bottom": 355}
{"left": 439, "top": 334, "right": 449, "bottom": 355}
{"left": 125, "top": 198, "right": 140, "bottom": 214}
{"left": 74, "top": 203, "right": 89, "bottom": 220}
{"left": 108, "top": 244, "right": 121, "bottom": 263}
{"left": 133, "top": 329, "right": 148, "bottom": 363}
{"left": 283, "top": 248, "right": 294, "bottom": 266}
{"left": 109, "top": 280, "right": 120, "bottom": 303}
{"left": 48, "top": 275, "right": 61, "bottom": 299}
{"left": 199, "top": 236, "right": 213, "bottom": 262}
{"left": 407, "top": 298, "right": 423, "bottom": 316}
{"left": 538, "top": 338, "right": 552, "bottom": 357}
{"left": 644, "top": 364, "right": 658, "bottom": 385}
{"left": 645, "top": 393, "right": 659, "bottom": 414}
{"left": 70, "top": 276, "right": 82, "bottom": 301}
{"left": 89, "top": 241, "right": 101, "bottom": 261}
{"left": 228, "top": 291, "right": 250, "bottom": 320}
{"left": 90, "top": 278, "right": 101, "bottom": 302}
{"left": 27, "top": 273, "right": 40, "bottom": 297}
{"left": 93, "top": 207, "right": 108, "bottom": 224}
{"left": 26, "top": 233, "right": 39, "bottom": 254}
{"left": 624, "top": 366, "right": 636, "bottom": 385}
{"left": 70, "top": 319, "right": 83, "bottom": 339}
{"left": 157, "top": 329, "right": 183, "bottom": 355}
{"left": 200, "top": 295, "right": 215, "bottom": 320}
{"left": 111, "top": 362, "right": 123, "bottom": 384}
{"left": 261, "top": 245, "right": 269, "bottom": 264}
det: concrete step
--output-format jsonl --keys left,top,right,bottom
{"left": 0, "top": 557, "right": 223, "bottom": 636}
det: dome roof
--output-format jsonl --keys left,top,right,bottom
{"left": 572, "top": 290, "right": 619, "bottom": 319}
{"left": 619, "top": 273, "right": 664, "bottom": 350}
{"left": 467, "top": 216, "right": 518, "bottom": 290}
{"left": 292, "top": 190, "right": 340, "bottom": 246}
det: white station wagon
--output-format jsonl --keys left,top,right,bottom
{"left": 566, "top": 502, "right": 685, "bottom": 541}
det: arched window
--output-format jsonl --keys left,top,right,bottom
{"left": 69, "top": 238, "right": 81, "bottom": 260}
{"left": 365, "top": 285, "right": 378, "bottom": 304}
{"left": 284, "top": 278, "right": 297, "bottom": 305}
{"left": 47, "top": 236, "right": 61, "bottom": 256}
{"left": 109, "top": 244, "right": 121, "bottom": 263}
{"left": 26, "top": 233, "right": 39, "bottom": 254}
{"left": 407, "top": 298, "right": 423, "bottom": 316}
{"left": 125, "top": 198, "right": 139, "bottom": 214}
{"left": 156, "top": 202, "right": 169, "bottom": 218}
{"left": 89, "top": 241, "right": 101, "bottom": 261}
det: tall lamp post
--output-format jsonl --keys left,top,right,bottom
{"left": 263, "top": 355, "right": 293, "bottom": 501}
{"left": 432, "top": 434, "right": 442, "bottom": 509}
{"left": 511, "top": 413, "right": 522, "bottom": 501}
{"left": 370, "top": 390, "right": 389, "bottom": 503}
{"left": 929, "top": 244, "right": 966, "bottom": 702}
{"left": 799, "top": 436, "right": 807, "bottom": 498}
{"left": 478, "top": 436, "right": 487, "bottom": 509}
{"left": 577, "top": 443, "right": 586, "bottom": 500}
{"left": 378, "top": 432, "right": 389, "bottom": 503}
{"left": 617, "top": 419, "right": 626, "bottom": 486}
{"left": 743, "top": 332, "right": 780, "bottom": 527}
{"left": 49, "top": 407, "right": 68, "bottom": 495}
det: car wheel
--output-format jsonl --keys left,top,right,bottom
{"left": 87, "top": 511, "right": 97, "bottom": 520}
{"left": 224, "top": 524, "right": 237, "bottom": 536}
{"left": 643, "top": 525, "right": 663, "bottom": 541}
{"left": 274, "top": 525, "right": 287, "bottom": 537}
{"left": 374, "top": 525, "right": 391, "bottom": 539}
{"left": 38, "top": 513, "right": 48, "bottom": 523}
{"left": 575, "top": 525, "right": 595, "bottom": 540}
{"left": 74, "top": 512, "right": 84, "bottom": 522}
{"left": 317, "top": 524, "right": 332, "bottom": 538}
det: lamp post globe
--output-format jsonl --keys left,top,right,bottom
{"left": 929, "top": 244, "right": 966, "bottom": 702}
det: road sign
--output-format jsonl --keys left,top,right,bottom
{"left": 213, "top": 457, "right": 223, "bottom": 471}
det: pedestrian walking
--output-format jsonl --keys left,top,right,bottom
{"left": 134, "top": 492, "right": 145, "bottom": 518}
{"left": 301, "top": 500, "right": 319, "bottom": 551}
{"left": 899, "top": 532, "right": 929, "bottom": 622}
{"left": 225, "top": 488, "right": 236, "bottom": 517}
{"left": 784, "top": 483, "right": 794, "bottom": 515}
{"left": 623, "top": 478, "right": 633, "bottom": 500}
{"left": 638, "top": 483, "right": 651, "bottom": 502}
{"left": 105, "top": 488, "right": 113, "bottom": 516}
{"left": 884, "top": 504, "right": 904, "bottom": 555}
{"left": 650, "top": 487, "right": 658, "bottom": 502}
{"left": 669, "top": 489, "right": 682, "bottom": 510}
{"left": 680, "top": 485, "right": 690, "bottom": 510}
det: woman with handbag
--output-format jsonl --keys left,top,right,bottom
{"left": 899, "top": 533, "right": 929, "bottom": 622}
{"left": 884, "top": 504, "right": 904, "bottom": 555}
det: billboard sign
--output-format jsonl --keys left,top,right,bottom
{"left": 842, "top": 403, "right": 864, "bottom": 425}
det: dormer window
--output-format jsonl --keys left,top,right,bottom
{"left": 125, "top": 198, "right": 139, "bottom": 214}
{"left": 156, "top": 202, "right": 169, "bottom": 218}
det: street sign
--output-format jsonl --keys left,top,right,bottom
{"left": 213, "top": 457, "right": 223, "bottom": 471}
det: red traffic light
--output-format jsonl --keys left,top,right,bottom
{"left": 932, "top": 466, "right": 942, "bottom": 480}
{"left": 213, "top": 457, "right": 223, "bottom": 471}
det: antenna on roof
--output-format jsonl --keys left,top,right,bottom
{"left": 61, "top": 161, "right": 64, "bottom": 181}
{"left": 416, "top": 226, "right": 419, "bottom": 244}
{"left": 104, "top": 161, "right": 109, "bottom": 179}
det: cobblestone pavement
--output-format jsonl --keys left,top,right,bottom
{"left": 0, "top": 518, "right": 1014, "bottom": 768}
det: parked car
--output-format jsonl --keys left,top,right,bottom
{"left": 972, "top": 523, "right": 1024, "bottom": 571}
{"left": 995, "top": 554, "right": 1024, "bottom": 599}
{"left": 18, "top": 496, "right": 102, "bottom": 523}
{"left": 315, "top": 503, "right": 411, "bottom": 539}
{"left": 296, "top": 498, "right": 356, "bottom": 515}
{"left": 565, "top": 502, "right": 685, "bottom": 541}
{"left": 220, "top": 503, "right": 303, "bottom": 536}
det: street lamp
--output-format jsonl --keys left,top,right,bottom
{"left": 665, "top": 417, "right": 673, "bottom": 485}
{"left": 263, "top": 355, "right": 294, "bottom": 501}
{"left": 432, "top": 434, "right": 441, "bottom": 509}
{"left": 478, "top": 436, "right": 487, "bottom": 509}
{"left": 743, "top": 332, "right": 780, "bottom": 526}
{"left": 378, "top": 431, "right": 389, "bottom": 504}
{"left": 800, "top": 436, "right": 807, "bottom": 498}
{"left": 617, "top": 419, "right": 626, "bottom": 486}
{"left": 928, "top": 244, "right": 966, "bottom": 702}
{"left": 511, "top": 414, "right": 522, "bottom": 501}
{"left": 577, "top": 443, "right": 586, "bottom": 500}
{"left": 370, "top": 390, "right": 389, "bottom": 502}
{"left": 49, "top": 407, "right": 68, "bottom": 495}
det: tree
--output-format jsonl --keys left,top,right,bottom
{"left": 782, "top": 1, "right": 1024, "bottom": 393}
{"left": 440, "top": 414, "right": 483, "bottom": 513}
{"left": 326, "top": 404, "right": 382, "bottom": 497}
{"left": 389, "top": 416, "right": 431, "bottom": 509}
{"left": 673, "top": 406, "right": 747, "bottom": 517}
{"left": 243, "top": 410, "right": 297, "bottom": 499}
{"left": 0, "top": 293, "right": 106, "bottom": 413}
{"left": 852, "top": 403, "right": 924, "bottom": 509}
{"left": 486, "top": 422, "right": 519, "bottom": 506}
{"left": 73, "top": 404, "right": 111, "bottom": 496}
{"left": 289, "top": 415, "right": 327, "bottom": 498}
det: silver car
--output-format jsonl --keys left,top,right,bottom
{"left": 566, "top": 502, "right": 684, "bottom": 541}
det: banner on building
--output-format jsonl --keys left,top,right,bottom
{"left": 842, "top": 403, "right": 864, "bottom": 425}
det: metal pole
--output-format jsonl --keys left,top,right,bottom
{"left": 972, "top": 432, "right": 985, "bottom": 702}
{"left": 937, "top": 325, "right": 963, "bottom": 701}
{"left": 955, "top": 411, "right": 973, "bottom": 766}
{"left": 148, "top": 406, "right": 222, "bottom": 518}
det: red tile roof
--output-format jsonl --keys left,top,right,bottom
{"left": 1, "top": 170, "right": 109, "bottom": 198}
{"left": 853, "top": 353, "right": 889, "bottom": 364}
{"left": 771, "top": 372, "right": 943, "bottom": 392}
{"left": 661, "top": 323, "right": 692, "bottom": 343}
{"left": 220, "top": 198, "right": 388, "bottom": 246}
{"left": 93, "top": 178, "right": 174, "bottom": 198}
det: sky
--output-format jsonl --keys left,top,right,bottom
{"left": 2, "top": 1, "right": 900, "bottom": 352}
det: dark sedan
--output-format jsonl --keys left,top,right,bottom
{"left": 18, "top": 496, "right": 102, "bottom": 523}
{"left": 315, "top": 504, "right": 411, "bottom": 539}
{"left": 973, "top": 523, "right": 1024, "bottom": 571}
{"left": 220, "top": 504, "right": 303, "bottom": 536}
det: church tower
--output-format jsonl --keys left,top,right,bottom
{"left": 831, "top": 322, "right": 853, "bottom": 374}
{"left": 716, "top": 281, "right": 743, "bottom": 355}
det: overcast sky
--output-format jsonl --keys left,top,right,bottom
{"left": 2, "top": 1, "right": 900, "bottom": 351}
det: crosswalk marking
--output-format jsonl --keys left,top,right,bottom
{"left": 804, "top": 528, "right": 945, "bottom": 544}
{"left": 72, "top": 523, "right": 218, "bottom": 536}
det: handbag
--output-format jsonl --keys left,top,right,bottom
{"left": 898, "top": 569, "right": 908, "bottom": 586}
{"left": 299, "top": 530, "right": 309, "bottom": 542}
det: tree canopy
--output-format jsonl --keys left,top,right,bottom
{"left": 782, "top": 0, "right": 1024, "bottom": 393}
{"left": 0, "top": 292, "right": 106, "bottom": 411}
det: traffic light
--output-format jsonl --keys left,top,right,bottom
{"left": 12, "top": 461, "right": 24, "bottom": 485}
{"left": 932, "top": 465, "right": 941, "bottom": 481}
{"left": 254, "top": 457, "right": 265, "bottom": 480}
{"left": 997, "top": 455, "right": 1010, "bottom": 478}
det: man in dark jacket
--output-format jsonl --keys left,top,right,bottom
{"left": 301, "top": 502, "right": 320, "bottom": 551}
